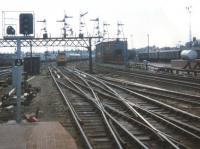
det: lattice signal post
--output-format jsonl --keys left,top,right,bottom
{"left": 2, "top": 12, "right": 35, "bottom": 123}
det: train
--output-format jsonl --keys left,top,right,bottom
{"left": 66, "top": 53, "right": 89, "bottom": 62}
{"left": 56, "top": 52, "right": 89, "bottom": 66}
{"left": 138, "top": 49, "right": 200, "bottom": 62}
{"left": 56, "top": 52, "right": 66, "bottom": 66}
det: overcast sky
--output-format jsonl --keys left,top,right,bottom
{"left": 0, "top": 0, "right": 199, "bottom": 52}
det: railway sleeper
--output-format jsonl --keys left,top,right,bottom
{"left": 156, "top": 113, "right": 200, "bottom": 137}
{"left": 133, "top": 105, "right": 200, "bottom": 142}
{"left": 104, "top": 104, "right": 178, "bottom": 148}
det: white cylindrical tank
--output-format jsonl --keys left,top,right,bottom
{"left": 181, "top": 50, "right": 198, "bottom": 60}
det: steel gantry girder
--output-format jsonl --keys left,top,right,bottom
{"left": 0, "top": 36, "right": 100, "bottom": 123}
{"left": 0, "top": 36, "right": 101, "bottom": 73}
{"left": 0, "top": 37, "right": 92, "bottom": 48}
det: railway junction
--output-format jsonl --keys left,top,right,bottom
{"left": 0, "top": 60, "right": 200, "bottom": 149}
{"left": 0, "top": 12, "right": 200, "bottom": 149}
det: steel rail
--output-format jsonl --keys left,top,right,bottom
{"left": 0, "top": 66, "right": 12, "bottom": 70}
{"left": 73, "top": 68, "right": 180, "bottom": 149}
{"left": 99, "top": 78, "right": 200, "bottom": 121}
{"left": 97, "top": 76, "right": 200, "bottom": 109}
{"left": 70, "top": 71, "right": 200, "bottom": 145}
{"left": 99, "top": 86, "right": 200, "bottom": 142}
{"left": 99, "top": 76, "right": 200, "bottom": 102}
{"left": 55, "top": 67, "right": 123, "bottom": 149}
{"left": 96, "top": 64, "right": 200, "bottom": 85}
{"left": 58, "top": 71, "right": 169, "bottom": 149}
{"left": 92, "top": 77, "right": 200, "bottom": 138}
{"left": 0, "top": 71, "right": 11, "bottom": 76}
{"left": 70, "top": 68, "right": 200, "bottom": 148}
{"left": 97, "top": 64, "right": 200, "bottom": 83}
{"left": 65, "top": 68, "right": 162, "bottom": 148}
{"left": 68, "top": 69, "right": 127, "bottom": 149}
{"left": 88, "top": 76, "right": 200, "bottom": 110}
{"left": 48, "top": 67, "right": 93, "bottom": 149}
{"left": 128, "top": 102, "right": 200, "bottom": 141}
{"left": 76, "top": 75, "right": 199, "bottom": 147}
{"left": 85, "top": 84, "right": 200, "bottom": 147}
{"left": 65, "top": 67, "right": 173, "bottom": 148}
{"left": 95, "top": 65, "right": 200, "bottom": 90}
{"left": 126, "top": 87, "right": 200, "bottom": 106}
{"left": 104, "top": 104, "right": 189, "bottom": 149}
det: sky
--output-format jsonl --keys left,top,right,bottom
{"left": 0, "top": 0, "right": 199, "bottom": 52}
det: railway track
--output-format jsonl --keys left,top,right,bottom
{"left": 64, "top": 68, "right": 182, "bottom": 149}
{"left": 94, "top": 65, "right": 200, "bottom": 92}
{"left": 56, "top": 67, "right": 200, "bottom": 149}
{"left": 50, "top": 67, "right": 124, "bottom": 149}
{"left": 50, "top": 66, "right": 190, "bottom": 149}
{"left": 79, "top": 68, "right": 200, "bottom": 147}
{"left": 129, "top": 65, "right": 200, "bottom": 83}
{"left": 97, "top": 76, "right": 200, "bottom": 114}
{"left": 0, "top": 69, "right": 11, "bottom": 75}
{"left": 93, "top": 77, "right": 200, "bottom": 128}
{"left": 0, "top": 68, "right": 11, "bottom": 85}
{"left": 96, "top": 64, "right": 200, "bottom": 83}
{"left": 0, "top": 66, "right": 12, "bottom": 70}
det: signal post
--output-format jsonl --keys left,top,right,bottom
{"left": 1, "top": 12, "right": 101, "bottom": 122}
{"left": 3, "top": 12, "right": 34, "bottom": 123}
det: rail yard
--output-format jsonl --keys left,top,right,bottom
{"left": 0, "top": 37, "right": 200, "bottom": 149}
{"left": 0, "top": 59, "right": 199, "bottom": 149}
{"left": 52, "top": 63, "right": 200, "bottom": 149}
{"left": 0, "top": 5, "right": 200, "bottom": 149}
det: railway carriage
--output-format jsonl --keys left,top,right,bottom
{"left": 158, "top": 50, "right": 181, "bottom": 61}
{"left": 149, "top": 51, "right": 159, "bottom": 61}
{"left": 138, "top": 49, "right": 181, "bottom": 62}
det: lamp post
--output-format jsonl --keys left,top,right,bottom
{"left": 130, "top": 34, "right": 133, "bottom": 49}
{"left": 186, "top": 6, "right": 192, "bottom": 48}
{"left": 147, "top": 34, "right": 149, "bottom": 60}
